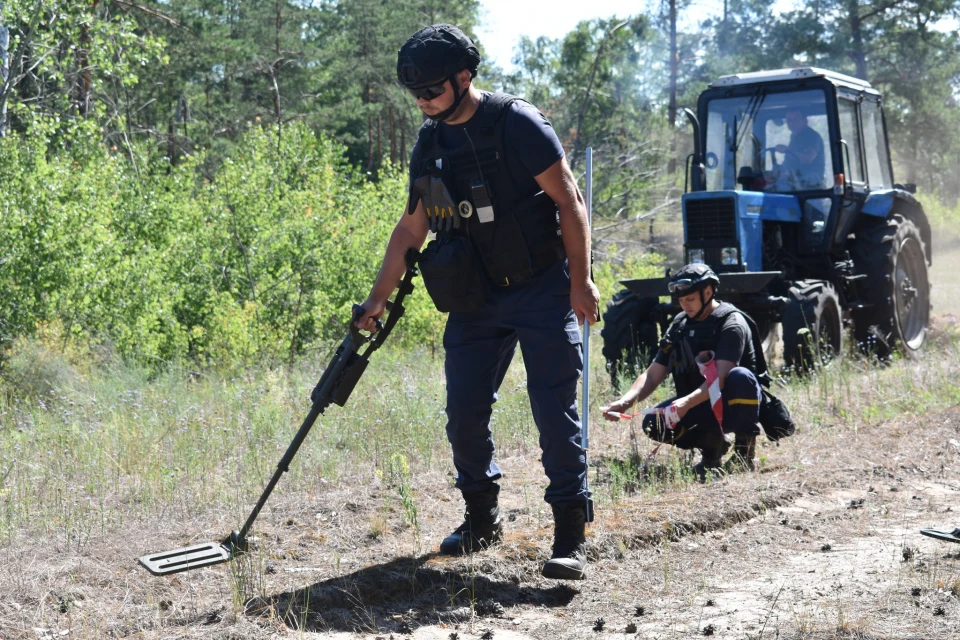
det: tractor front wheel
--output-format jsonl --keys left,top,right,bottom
{"left": 781, "top": 281, "right": 843, "bottom": 373}
{"left": 600, "top": 290, "right": 660, "bottom": 388}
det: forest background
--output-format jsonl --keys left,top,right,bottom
{"left": 0, "top": 0, "right": 958, "bottom": 370}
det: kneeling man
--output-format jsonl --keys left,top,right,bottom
{"left": 601, "top": 264, "right": 775, "bottom": 480}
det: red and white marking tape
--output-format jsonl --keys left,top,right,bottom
{"left": 696, "top": 350, "right": 723, "bottom": 430}
{"left": 604, "top": 408, "right": 666, "bottom": 421}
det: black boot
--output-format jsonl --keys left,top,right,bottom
{"left": 439, "top": 486, "right": 503, "bottom": 556}
{"left": 693, "top": 440, "right": 730, "bottom": 483}
{"left": 725, "top": 434, "right": 757, "bottom": 473}
{"left": 541, "top": 503, "right": 587, "bottom": 580}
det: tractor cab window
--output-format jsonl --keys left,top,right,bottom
{"left": 704, "top": 88, "right": 830, "bottom": 193}
{"left": 861, "top": 100, "right": 892, "bottom": 189}
{"left": 838, "top": 98, "right": 865, "bottom": 184}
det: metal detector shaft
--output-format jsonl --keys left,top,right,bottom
{"left": 139, "top": 251, "right": 420, "bottom": 576}
{"left": 232, "top": 250, "right": 419, "bottom": 545}
{"left": 232, "top": 339, "right": 354, "bottom": 544}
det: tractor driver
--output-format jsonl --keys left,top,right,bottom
{"left": 355, "top": 24, "right": 600, "bottom": 580}
{"left": 600, "top": 265, "right": 766, "bottom": 481}
{"left": 773, "top": 107, "right": 825, "bottom": 190}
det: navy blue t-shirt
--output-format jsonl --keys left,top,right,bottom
{"left": 408, "top": 91, "right": 564, "bottom": 199}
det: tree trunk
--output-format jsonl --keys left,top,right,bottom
{"left": 365, "top": 112, "right": 374, "bottom": 172}
{"left": 389, "top": 106, "right": 396, "bottom": 165}
{"left": 271, "top": 1, "right": 282, "bottom": 127}
{"left": 847, "top": 0, "right": 868, "bottom": 80}
{"left": 907, "top": 132, "right": 918, "bottom": 184}
{"left": 275, "top": 0, "right": 281, "bottom": 56}
{"left": 376, "top": 111, "right": 382, "bottom": 171}
{"left": 168, "top": 118, "right": 176, "bottom": 165}
{"left": 667, "top": 0, "right": 678, "bottom": 174}
{"left": 77, "top": 1, "right": 101, "bottom": 118}
{"left": 0, "top": 24, "right": 8, "bottom": 138}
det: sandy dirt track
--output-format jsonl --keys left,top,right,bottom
{"left": 5, "top": 397, "right": 960, "bottom": 640}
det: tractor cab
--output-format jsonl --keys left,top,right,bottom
{"left": 604, "top": 67, "right": 931, "bottom": 380}
{"left": 703, "top": 83, "right": 833, "bottom": 196}
{"left": 685, "top": 67, "right": 906, "bottom": 274}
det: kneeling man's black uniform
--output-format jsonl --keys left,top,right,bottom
{"left": 602, "top": 264, "right": 795, "bottom": 478}
{"left": 646, "top": 301, "right": 762, "bottom": 462}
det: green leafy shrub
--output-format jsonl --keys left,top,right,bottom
{"left": 0, "top": 120, "right": 666, "bottom": 370}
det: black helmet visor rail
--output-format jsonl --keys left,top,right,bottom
{"left": 667, "top": 278, "right": 698, "bottom": 294}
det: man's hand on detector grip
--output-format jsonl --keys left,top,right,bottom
{"left": 354, "top": 297, "right": 386, "bottom": 333}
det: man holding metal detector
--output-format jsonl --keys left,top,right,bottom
{"left": 601, "top": 264, "right": 794, "bottom": 481}
{"left": 355, "top": 24, "right": 599, "bottom": 580}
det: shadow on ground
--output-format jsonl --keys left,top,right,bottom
{"left": 246, "top": 553, "right": 578, "bottom": 633}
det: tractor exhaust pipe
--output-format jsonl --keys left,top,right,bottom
{"left": 684, "top": 107, "right": 705, "bottom": 192}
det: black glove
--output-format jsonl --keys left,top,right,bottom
{"left": 413, "top": 175, "right": 459, "bottom": 233}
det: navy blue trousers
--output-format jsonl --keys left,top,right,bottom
{"left": 443, "top": 259, "right": 591, "bottom": 513}
{"left": 642, "top": 367, "right": 762, "bottom": 454}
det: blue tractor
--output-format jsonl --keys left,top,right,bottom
{"left": 602, "top": 68, "right": 931, "bottom": 381}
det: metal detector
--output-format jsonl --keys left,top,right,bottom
{"left": 920, "top": 528, "right": 960, "bottom": 544}
{"left": 138, "top": 251, "right": 419, "bottom": 576}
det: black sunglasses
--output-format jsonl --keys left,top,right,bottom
{"left": 408, "top": 81, "right": 447, "bottom": 101}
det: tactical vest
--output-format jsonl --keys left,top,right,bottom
{"left": 660, "top": 302, "right": 767, "bottom": 396}
{"left": 410, "top": 92, "right": 565, "bottom": 286}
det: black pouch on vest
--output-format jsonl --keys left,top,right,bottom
{"left": 759, "top": 387, "right": 796, "bottom": 442}
{"left": 468, "top": 208, "right": 535, "bottom": 286}
{"left": 418, "top": 236, "right": 490, "bottom": 313}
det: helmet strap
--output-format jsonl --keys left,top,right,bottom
{"left": 426, "top": 74, "right": 466, "bottom": 122}
{"left": 694, "top": 287, "right": 714, "bottom": 322}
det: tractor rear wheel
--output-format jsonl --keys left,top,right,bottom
{"left": 850, "top": 215, "right": 930, "bottom": 357}
{"left": 781, "top": 281, "right": 843, "bottom": 372}
{"left": 600, "top": 290, "right": 660, "bottom": 388}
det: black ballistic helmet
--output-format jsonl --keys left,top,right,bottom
{"left": 397, "top": 24, "right": 481, "bottom": 89}
{"left": 668, "top": 263, "right": 720, "bottom": 296}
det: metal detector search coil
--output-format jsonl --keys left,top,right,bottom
{"left": 139, "top": 541, "right": 233, "bottom": 576}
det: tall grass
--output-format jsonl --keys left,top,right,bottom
{"left": 2, "top": 320, "right": 959, "bottom": 545}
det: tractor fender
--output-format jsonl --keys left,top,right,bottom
{"left": 860, "top": 189, "right": 931, "bottom": 264}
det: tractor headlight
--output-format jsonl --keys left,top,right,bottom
{"left": 688, "top": 248, "right": 705, "bottom": 264}
{"left": 721, "top": 247, "right": 739, "bottom": 266}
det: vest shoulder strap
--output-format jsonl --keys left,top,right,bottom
{"left": 416, "top": 92, "right": 518, "bottom": 157}
{"left": 416, "top": 119, "right": 439, "bottom": 156}
{"left": 712, "top": 303, "right": 771, "bottom": 387}
{"left": 709, "top": 301, "right": 739, "bottom": 320}
{"left": 659, "top": 311, "right": 688, "bottom": 353}
{"left": 480, "top": 92, "right": 521, "bottom": 149}
{"left": 483, "top": 92, "right": 522, "bottom": 123}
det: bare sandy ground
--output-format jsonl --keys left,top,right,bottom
{"left": 5, "top": 397, "right": 960, "bottom": 640}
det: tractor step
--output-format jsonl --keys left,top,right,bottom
{"left": 138, "top": 541, "right": 233, "bottom": 576}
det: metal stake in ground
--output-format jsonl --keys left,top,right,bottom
{"left": 138, "top": 250, "right": 420, "bottom": 576}
{"left": 582, "top": 147, "right": 593, "bottom": 519}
